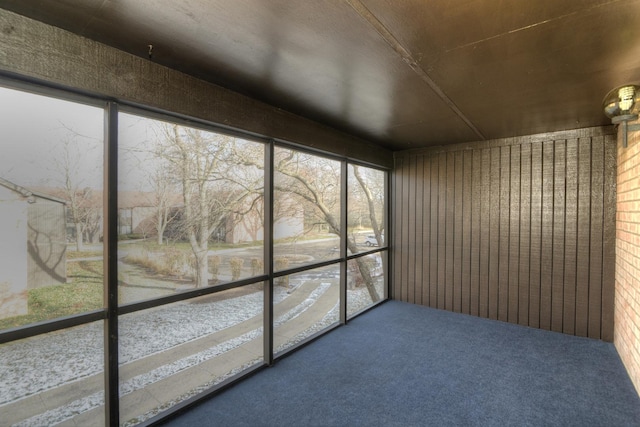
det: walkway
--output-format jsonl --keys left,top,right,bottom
{"left": 2, "top": 280, "right": 339, "bottom": 426}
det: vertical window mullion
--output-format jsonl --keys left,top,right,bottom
{"left": 340, "top": 161, "right": 348, "bottom": 324}
{"left": 384, "top": 168, "right": 391, "bottom": 300}
{"left": 104, "top": 102, "right": 119, "bottom": 426}
{"left": 264, "top": 140, "right": 274, "bottom": 365}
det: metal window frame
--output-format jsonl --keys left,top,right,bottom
{"left": 0, "top": 74, "right": 391, "bottom": 427}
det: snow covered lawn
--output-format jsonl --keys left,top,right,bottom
{"left": 0, "top": 281, "right": 376, "bottom": 426}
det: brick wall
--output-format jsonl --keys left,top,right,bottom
{"left": 615, "top": 117, "right": 640, "bottom": 394}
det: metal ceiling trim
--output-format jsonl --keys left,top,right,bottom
{"left": 346, "top": 0, "right": 486, "bottom": 141}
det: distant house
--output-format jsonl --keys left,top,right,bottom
{"left": 223, "top": 195, "right": 305, "bottom": 244}
{"left": 0, "top": 178, "right": 67, "bottom": 319}
{"left": 117, "top": 191, "right": 304, "bottom": 244}
{"left": 117, "top": 190, "right": 184, "bottom": 239}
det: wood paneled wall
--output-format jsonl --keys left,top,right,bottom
{"left": 392, "top": 128, "right": 616, "bottom": 340}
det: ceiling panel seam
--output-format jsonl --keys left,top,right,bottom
{"left": 445, "top": 0, "right": 626, "bottom": 52}
{"left": 345, "top": 0, "right": 486, "bottom": 141}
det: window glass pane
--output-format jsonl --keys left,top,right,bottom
{"left": 274, "top": 264, "right": 340, "bottom": 354}
{"left": 0, "top": 87, "right": 104, "bottom": 329}
{"left": 348, "top": 165, "right": 386, "bottom": 254}
{"left": 0, "top": 321, "right": 105, "bottom": 426}
{"left": 118, "top": 113, "right": 264, "bottom": 304}
{"left": 118, "top": 287, "right": 263, "bottom": 425}
{"left": 347, "top": 252, "right": 386, "bottom": 318}
{"left": 273, "top": 148, "right": 341, "bottom": 271}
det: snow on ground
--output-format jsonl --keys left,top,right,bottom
{"left": 1, "top": 283, "right": 377, "bottom": 426}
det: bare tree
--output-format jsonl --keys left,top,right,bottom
{"left": 274, "top": 150, "right": 382, "bottom": 302}
{"left": 156, "top": 124, "right": 261, "bottom": 287}
{"left": 238, "top": 147, "right": 385, "bottom": 301}
{"left": 52, "top": 138, "right": 101, "bottom": 251}
{"left": 149, "top": 164, "right": 180, "bottom": 245}
{"left": 352, "top": 165, "right": 385, "bottom": 245}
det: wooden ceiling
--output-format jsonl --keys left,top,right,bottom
{"left": 2, "top": 0, "right": 640, "bottom": 151}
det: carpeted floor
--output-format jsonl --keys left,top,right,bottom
{"left": 161, "top": 300, "right": 640, "bottom": 426}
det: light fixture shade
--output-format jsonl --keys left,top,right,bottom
{"left": 603, "top": 84, "right": 640, "bottom": 119}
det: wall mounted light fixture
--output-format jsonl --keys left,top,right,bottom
{"left": 603, "top": 84, "right": 640, "bottom": 148}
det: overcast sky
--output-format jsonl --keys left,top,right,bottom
{"left": 0, "top": 86, "right": 169, "bottom": 192}
{"left": 0, "top": 86, "right": 104, "bottom": 189}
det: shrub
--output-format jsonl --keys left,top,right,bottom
{"left": 251, "top": 258, "right": 263, "bottom": 276}
{"left": 274, "top": 257, "right": 290, "bottom": 287}
{"left": 123, "top": 246, "right": 192, "bottom": 278}
{"left": 208, "top": 255, "right": 221, "bottom": 282}
{"left": 229, "top": 257, "right": 244, "bottom": 281}
{"left": 163, "top": 247, "right": 190, "bottom": 277}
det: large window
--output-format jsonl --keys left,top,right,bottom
{"left": 0, "top": 82, "right": 389, "bottom": 426}
{"left": 347, "top": 164, "right": 388, "bottom": 317}
{"left": 0, "top": 86, "right": 104, "bottom": 328}
{"left": 118, "top": 113, "right": 265, "bottom": 304}
{"left": 273, "top": 147, "right": 342, "bottom": 269}
{"left": 0, "top": 86, "right": 105, "bottom": 426}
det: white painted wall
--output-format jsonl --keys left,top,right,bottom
{"left": 0, "top": 186, "right": 28, "bottom": 319}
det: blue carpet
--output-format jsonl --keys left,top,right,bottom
{"left": 162, "top": 301, "right": 640, "bottom": 426}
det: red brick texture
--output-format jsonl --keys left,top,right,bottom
{"left": 615, "top": 118, "right": 640, "bottom": 394}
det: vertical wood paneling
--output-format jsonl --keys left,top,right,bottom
{"left": 540, "top": 140, "right": 554, "bottom": 330}
{"left": 438, "top": 153, "right": 447, "bottom": 309}
{"left": 422, "top": 156, "right": 432, "bottom": 306}
{"left": 430, "top": 155, "right": 439, "bottom": 307}
{"left": 552, "top": 140, "right": 566, "bottom": 333}
{"left": 576, "top": 137, "right": 592, "bottom": 337}
{"left": 489, "top": 147, "right": 501, "bottom": 320}
{"left": 519, "top": 142, "right": 532, "bottom": 326}
{"left": 601, "top": 136, "right": 616, "bottom": 341}
{"left": 392, "top": 129, "right": 616, "bottom": 341}
{"left": 471, "top": 149, "right": 482, "bottom": 316}
{"left": 480, "top": 149, "right": 491, "bottom": 318}
{"left": 415, "top": 156, "right": 424, "bottom": 305}
{"left": 454, "top": 151, "right": 464, "bottom": 313}
{"left": 462, "top": 151, "right": 473, "bottom": 315}
{"left": 446, "top": 152, "right": 455, "bottom": 311}
{"left": 529, "top": 142, "right": 543, "bottom": 328}
{"left": 499, "top": 145, "right": 511, "bottom": 322}
{"left": 392, "top": 157, "right": 403, "bottom": 299}
{"left": 563, "top": 139, "right": 578, "bottom": 335}
{"left": 407, "top": 155, "right": 417, "bottom": 304}
{"left": 401, "top": 154, "right": 411, "bottom": 303}
{"left": 589, "top": 137, "right": 604, "bottom": 339}
{"left": 508, "top": 144, "right": 521, "bottom": 323}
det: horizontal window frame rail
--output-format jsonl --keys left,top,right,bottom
{"left": 0, "top": 274, "right": 278, "bottom": 345}
{"left": 0, "top": 71, "right": 111, "bottom": 109}
{"left": 273, "top": 321, "right": 342, "bottom": 360}
{"left": 347, "top": 297, "right": 389, "bottom": 321}
{"left": 0, "top": 73, "right": 392, "bottom": 175}
{"left": 118, "top": 274, "right": 270, "bottom": 315}
{"left": 346, "top": 246, "right": 388, "bottom": 261}
{"left": 273, "top": 257, "right": 342, "bottom": 278}
{"left": 118, "top": 103, "right": 272, "bottom": 147}
{"left": 347, "top": 157, "right": 392, "bottom": 172}
{"left": 273, "top": 138, "right": 391, "bottom": 173}
{"left": 273, "top": 139, "right": 347, "bottom": 164}
{"left": 0, "top": 309, "right": 106, "bottom": 344}
{"left": 142, "top": 362, "right": 268, "bottom": 427}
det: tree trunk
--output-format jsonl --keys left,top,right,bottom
{"left": 75, "top": 223, "right": 84, "bottom": 251}
{"left": 316, "top": 205, "right": 381, "bottom": 303}
{"left": 195, "top": 246, "right": 209, "bottom": 287}
{"left": 346, "top": 239, "right": 380, "bottom": 302}
{"left": 156, "top": 209, "right": 163, "bottom": 245}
